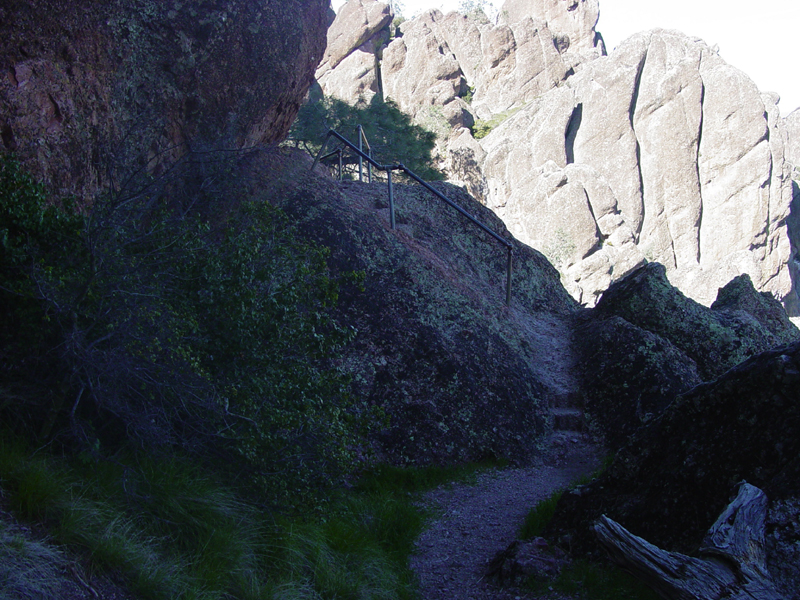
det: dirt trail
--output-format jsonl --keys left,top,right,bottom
{"left": 410, "top": 432, "right": 603, "bottom": 600}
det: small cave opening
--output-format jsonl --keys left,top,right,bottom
{"left": 1, "top": 122, "right": 16, "bottom": 150}
{"left": 565, "top": 103, "right": 582, "bottom": 164}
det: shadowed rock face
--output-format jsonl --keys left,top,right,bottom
{"left": 591, "top": 263, "right": 796, "bottom": 381}
{"left": 258, "top": 148, "right": 578, "bottom": 466}
{"left": 0, "top": 0, "right": 330, "bottom": 200}
{"left": 573, "top": 264, "right": 799, "bottom": 450}
{"left": 547, "top": 341, "right": 800, "bottom": 561}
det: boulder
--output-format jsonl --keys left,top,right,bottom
{"left": 546, "top": 340, "right": 800, "bottom": 584}
{"left": 479, "top": 29, "right": 798, "bottom": 313}
{"left": 499, "top": 0, "right": 603, "bottom": 54}
{"left": 264, "top": 149, "right": 578, "bottom": 465}
{"left": 315, "top": 0, "right": 392, "bottom": 104}
{"left": 574, "top": 266, "right": 798, "bottom": 451}
{"left": 711, "top": 274, "right": 800, "bottom": 347}
{"left": 574, "top": 313, "right": 701, "bottom": 450}
{"left": 593, "top": 262, "right": 785, "bottom": 381}
{"left": 0, "top": 0, "right": 329, "bottom": 201}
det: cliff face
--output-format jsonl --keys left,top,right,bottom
{"left": 482, "top": 30, "right": 796, "bottom": 311}
{"left": 319, "top": 0, "right": 800, "bottom": 317}
{"left": 0, "top": 0, "right": 331, "bottom": 200}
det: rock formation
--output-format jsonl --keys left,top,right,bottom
{"left": 546, "top": 339, "right": 800, "bottom": 597}
{"left": 317, "top": 1, "right": 799, "bottom": 317}
{"left": 315, "top": 0, "right": 392, "bottom": 105}
{"left": 481, "top": 30, "right": 796, "bottom": 312}
{"left": 0, "top": 0, "right": 330, "bottom": 201}
{"left": 573, "top": 263, "right": 799, "bottom": 450}
{"left": 266, "top": 149, "right": 578, "bottom": 465}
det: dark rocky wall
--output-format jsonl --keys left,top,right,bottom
{"left": 0, "top": 0, "right": 330, "bottom": 200}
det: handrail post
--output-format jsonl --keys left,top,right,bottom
{"left": 387, "top": 168, "right": 396, "bottom": 229}
{"left": 311, "top": 132, "right": 332, "bottom": 173}
{"left": 337, "top": 148, "right": 343, "bottom": 180}
{"left": 357, "top": 125, "right": 364, "bottom": 182}
{"left": 506, "top": 246, "right": 513, "bottom": 306}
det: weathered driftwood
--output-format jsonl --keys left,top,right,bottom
{"left": 594, "top": 482, "right": 784, "bottom": 600}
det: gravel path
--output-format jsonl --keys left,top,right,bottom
{"left": 410, "top": 431, "right": 603, "bottom": 600}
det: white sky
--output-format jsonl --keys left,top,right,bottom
{"left": 332, "top": 0, "right": 800, "bottom": 116}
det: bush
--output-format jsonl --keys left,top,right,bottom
{"left": 289, "top": 95, "right": 444, "bottom": 180}
{"left": 0, "top": 151, "right": 365, "bottom": 505}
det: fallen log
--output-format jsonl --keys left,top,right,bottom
{"left": 594, "top": 482, "right": 784, "bottom": 600}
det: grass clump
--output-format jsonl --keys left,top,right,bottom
{"left": 0, "top": 428, "right": 499, "bottom": 600}
{"left": 471, "top": 106, "right": 523, "bottom": 139}
{"left": 518, "top": 489, "right": 562, "bottom": 540}
{"left": 531, "top": 559, "right": 659, "bottom": 600}
{"left": 0, "top": 519, "right": 69, "bottom": 600}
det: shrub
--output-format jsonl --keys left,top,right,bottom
{"left": 0, "top": 151, "right": 364, "bottom": 505}
{"left": 289, "top": 95, "right": 444, "bottom": 180}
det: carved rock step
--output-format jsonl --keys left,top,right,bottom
{"left": 551, "top": 407, "right": 585, "bottom": 432}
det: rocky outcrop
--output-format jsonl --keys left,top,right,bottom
{"left": 315, "top": 0, "right": 392, "bottom": 105}
{"left": 499, "top": 0, "right": 604, "bottom": 54}
{"left": 546, "top": 340, "right": 800, "bottom": 597}
{"left": 265, "top": 148, "right": 578, "bottom": 465}
{"left": 785, "top": 108, "right": 800, "bottom": 171}
{"left": 573, "top": 263, "right": 799, "bottom": 449}
{"left": 481, "top": 30, "right": 797, "bottom": 313}
{"left": 0, "top": 0, "right": 329, "bottom": 200}
{"left": 316, "top": 4, "right": 799, "bottom": 316}
{"left": 319, "top": 0, "right": 603, "bottom": 123}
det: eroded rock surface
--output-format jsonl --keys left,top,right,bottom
{"left": 573, "top": 263, "right": 799, "bottom": 450}
{"left": 0, "top": 0, "right": 329, "bottom": 200}
{"left": 481, "top": 29, "right": 797, "bottom": 313}
{"left": 269, "top": 149, "right": 578, "bottom": 465}
{"left": 315, "top": 0, "right": 392, "bottom": 104}
{"left": 545, "top": 340, "right": 800, "bottom": 600}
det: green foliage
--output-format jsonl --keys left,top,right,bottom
{"left": 289, "top": 95, "right": 444, "bottom": 181}
{"left": 471, "top": 106, "right": 523, "bottom": 139}
{"left": 531, "top": 559, "right": 659, "bottom": 600}
{"left": 0, "top": 152, "right": 364, "bottom": 506}
{"left": 0, "top": 430, "right": 496, "bottom": 600}
{"left": 0, "top": 155, "right": 84, "bottom": 389}
{"left": 519, "top": 490, "right": 563, "bottom": 540}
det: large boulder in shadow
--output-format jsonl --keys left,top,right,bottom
{"left": 254, "top": 148, "right": 578, "bottom": 465}
{"left": 592, "top": 262, "right": 795, "bottom": 381}
{"left": 711, "top": 273, "right": 800, "bottom": 347}
{"left": 574, "top": 313, "right": 701, "bottom": 450}
{"left": 574, "top": 262, "right": 799, "bottom": 450}
{"left": 547, "top": 341, "right": 800, "bottom": 561}
{"left": 0, "top": 0, "right": 330, "bottom": 200}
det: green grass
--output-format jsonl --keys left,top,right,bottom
{"left": 0, "top": 430, "right": 501, "bottom": 600}
{"left": 518, "top": 489, "right": 563, "bottom": 540}
{"left": 530, "top": 559, "right": 660, "bottom": 600}
{"left": 0, "top": 518, "right": 69, "bottom": 600}
{"left": 471, "top": 106, "right": 524, "bottom": 139}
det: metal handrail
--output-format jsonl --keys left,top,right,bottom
{"left": 356, "top": 125, "right": 372, "bottom": 183}
{"left": 311, "top": 128, "right": 513, "bottom": 305}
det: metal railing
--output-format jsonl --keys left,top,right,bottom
{"left": 311, "top": 128, "right": 514, "bottom": 305}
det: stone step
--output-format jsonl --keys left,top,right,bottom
{"left": 551, "top": 407, "right": 586, "bottom": 432}
{"left": 549, "top": 390, "right": 585, "bottom": 409}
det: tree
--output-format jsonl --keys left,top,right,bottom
{"left": 289, "top": 95, "right": 444, "bottom": 181}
